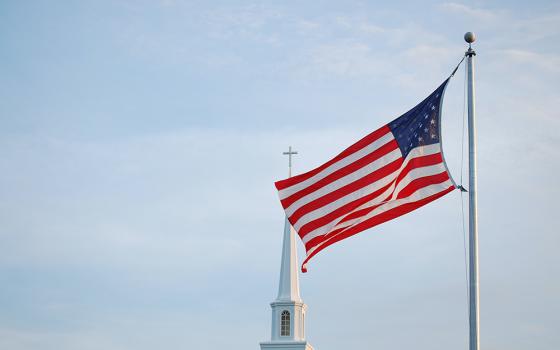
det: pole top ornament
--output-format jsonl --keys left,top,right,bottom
{"left": 464, "top": 32, "right": 476, "bottom": 44}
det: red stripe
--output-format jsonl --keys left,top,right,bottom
{"left": 304, "top": 234, "right": 330, "bottom": 253}
{"left": 333, "top": 185, "right": 395, "bottom": 225}
{"left": 301, "top": 185, "right": 455, "bottom": 272}
{"left": 394, "top": 153, "right": 443, "bottom": 186}
{"left": 303, "top": 189, "right": 391, "bottom": 252}
{"left": 395, "top": 171, "right": 450, "bottom": 199}
{"left": 296, "top": 179, "right": 396, "bottom": 238}
{"left": 289, "top": 157, "right": 403, "bottom": 225}
{"left": 280, "top": 139, "right": 399, "bottom": 209}
{"left": 330, "top": 154, "right": 446, "bottom": 225}
{"left": 275, "top": 126, "right": 391, "bottom": 191}
{"left": 299, "top": 185, "right": 389, "bottom": 251}
{"left": 331, "top": 185, "right": 454, "bottom": 242}
{"left": 334, "top": 165, "right": 449, "bottom": 227}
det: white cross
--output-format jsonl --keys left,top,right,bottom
{"left": 283, "top": 146, "right": 298, "bottom": 178}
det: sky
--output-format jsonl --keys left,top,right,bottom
{"left": 0, "top": 1, "right": 559, "bottom": 349}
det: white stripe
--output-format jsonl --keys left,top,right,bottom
{"left": 278, "top": 131, "right": 394, "bottom": 200}
{"left": 293, "top": 167, "right": 400, "bottom": 231}
{"left": 299, "top": 144, "right": 445, "bottom": 244}
{"left": 306, "top": 243, "right": 320, "bottom": 257}
{"left": 286, "top": 148, "right": 402, "bottom": 217}
{"left": 390, "top": 163, "right": 448, "bottom": 199}
{"left": 291, "top": 144, "right": 442, "bottom": 229}
{"left": 333, "top": 179, "right": 453, "bottom": 232}
{"left": 349, "top": 144, "right": 441, "bottom": 213}
{"left": 301, "top": 174, "right": 398, "bottom": 244}
{"left": 305, "top": 179, "right": 453, "bottom": 252}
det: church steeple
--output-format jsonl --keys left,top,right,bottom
{"left": 260, "top": 147, "right": 313, "bottom": 350}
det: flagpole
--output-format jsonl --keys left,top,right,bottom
{"left": 464, "top": 31, "right": 480, "bottom": 350}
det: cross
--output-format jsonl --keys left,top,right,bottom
{"left": 283, "top": 146, "right": 298, "bottom": 178}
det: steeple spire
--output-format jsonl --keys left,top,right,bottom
{"left": 276, "top": 217, "right": 302, "bottom": 302}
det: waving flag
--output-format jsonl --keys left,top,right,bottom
{"left": 275, "top": 79, "right": 457, "bottom": 272}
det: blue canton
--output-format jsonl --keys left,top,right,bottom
{"left": 388, "top": 79, "right": 449, "bottom": 158}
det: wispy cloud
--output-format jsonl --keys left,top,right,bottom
{"left": 334, "top": 15, "right": 385, "bottom": 35}
{"left": 440, "top": 2, "right": 498, "bottom": 20}
{"left": 500, "top": 48, "right": 560, "bottom": 73}
{"left": 306, "top": 41, "right": 386, "bottom": 77}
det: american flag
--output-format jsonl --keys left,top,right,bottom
{"left": 275, "top": 79, "right": 457, "bottom": 272}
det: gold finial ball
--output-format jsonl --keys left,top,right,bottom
{"left": 464, "top": 32, "right": 476, "bottom": 44}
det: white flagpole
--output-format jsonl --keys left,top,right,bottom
{"left": 464, "top": 32, "right": 480, "bottom": 350}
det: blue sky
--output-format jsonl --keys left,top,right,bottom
{"left": 1, "top": 1, "right": 559, "bottom": 349}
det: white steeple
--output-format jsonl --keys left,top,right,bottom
{"left": 260, "top": 147, "right": 313, "bottom": 350}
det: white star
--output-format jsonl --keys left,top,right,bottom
{"left": 418, "top": 137, "right": 423, "bottom": 141}
{"left": 431, "top": 134, "right": 436, "bottom": 139}
{"left": 424, "top": 128, "right": 429, "bottom": 132}
{"left": 430, "top": 119, "right": 436, "bottom": 125}
{"left": 431, "top": 105, "right": 436, "bottom": 110}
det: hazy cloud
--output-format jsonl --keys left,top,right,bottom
{"left": 0, "top": 1, "right": 558, "bottom": 350}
